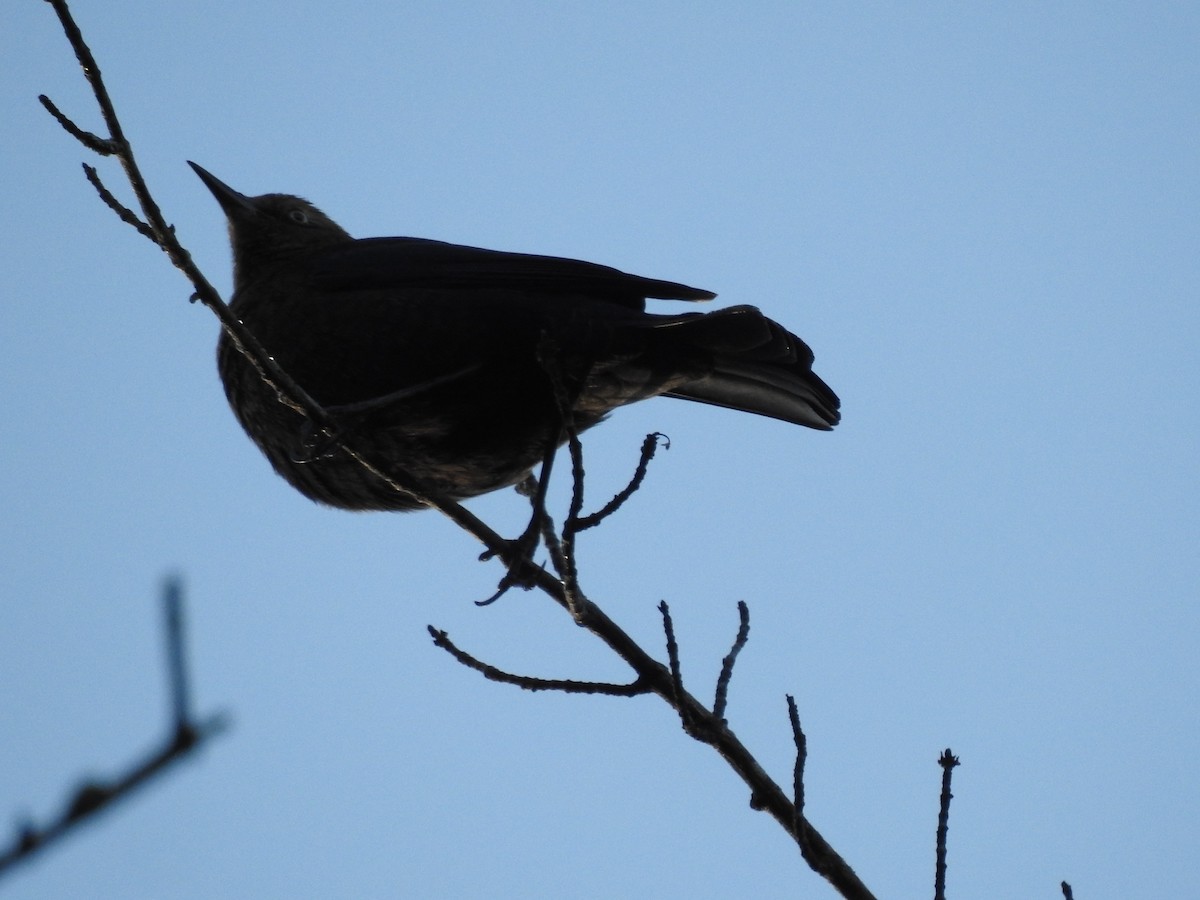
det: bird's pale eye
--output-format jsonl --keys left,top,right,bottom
{"left": 288, "top": 209, "right": 310, "bottom": 225}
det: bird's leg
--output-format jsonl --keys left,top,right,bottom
{"left": 515, "top": 421, "right": 563, "bottom": 550}
{"left": 476, "top": 423, "right": 563, "bottom": 603}
{"left": 478, "top": 334, "right": 580, "bottom": 600}
{"left": 524, "top": 329, "right": 587, "bottom": 557}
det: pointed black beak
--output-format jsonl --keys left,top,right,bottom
{"left": 188, "top": 161, "right": 257, "bottom": 219}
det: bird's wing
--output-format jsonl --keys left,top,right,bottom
{"left": 310, "top": 237, "right": 716, "bottom": 308}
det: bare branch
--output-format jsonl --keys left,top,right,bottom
{"left": 428, "top": 627, "right": 651, "bottom": 697}
{"left": 1061, "top": 881, "right": 1075, "bottom": 899}
{"left": 573, "top": 431, "right": 668, "bottom": 531}
{"left": 713, "top": 601, "right": 750, "bottom": 722}
{"left": 42, "top": 0, "right": 170, "bottom": 249}
{"left": 557, "top": 431, "right": 590, "bottom": 619}
{"left": 934, "top": 748, "right": 961, "bottom": 900}
{"left": 37, "top": 93, "right": 115, "bottom": 154}
{"left": 657, "top": 601, "right": 693, "bottom": 731}
{"left": 0, "top": 580, "right": 229, "bottom": 878}
{"left": 786, "top": 696, "right": 810, "bottom": 856}
{"left": 82, "top": 163, "right": 156, "bottom": 241}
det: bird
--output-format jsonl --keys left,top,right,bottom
{"left": 190, "top": 162, "right": 840, "bottom": 513}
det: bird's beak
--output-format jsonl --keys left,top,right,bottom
{"left": 188, "top": 161, "right": 258, "bottom": 219}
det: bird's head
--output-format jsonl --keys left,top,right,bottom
{"left": 189, "top": 161, "right": 351, "bottom": 286}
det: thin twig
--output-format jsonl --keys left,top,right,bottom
{"left": 713, "top": 601, "right": 750, "bottom": 722}
{"left": 429, "top": 628, "right": 650, "bottom": 696}
{"left": 934, "top": 748, "right": 960, "bottom": 900}
{"left": 657, "top": 602, "right": 692, "bottom": 728}
{"left": 1061, "top": 881, "right": 1075, "bottom": 899}
{"left": 37, "top": 93, "right": 115, "bottom": 154}
{"left": 573, "top": 432, "right": 668, "bottom": 531}
{"left": 559, "top": 429, "right": 588, "bottom": 620}
{"left": 83, "top": 163, "right": 156, "bottom": 241}
{"left": 787, "top": 695, "right": 810, "bottom": 859}
{"left": 540, "top": 507, "right": 566, "bottom": 574}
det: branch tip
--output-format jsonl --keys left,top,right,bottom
{"left": 786, "top": 695, "right": 808, "bottom": 846}
{"left": 572, "top": 431, "right": 667, "bottom": 531}
{"left": 38, "top": 93, "right": 116, "bottom": 154}
{"left": 429, "top": 625, "right": 648, "bottom": 696}
{"left": 934, "top": 746, "right": 959, "bottom": 900}
{"left": 713, "top": 600, "right": 751, "bottom": 722}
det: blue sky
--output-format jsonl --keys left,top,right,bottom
{"left": 3, "top": 2, "right": 1197, "bottom": 897}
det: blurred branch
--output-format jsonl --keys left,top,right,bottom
{"left": 0, "top": 578, "right": 229, "bottom": 878}
{"left": 42, "top": 2, "right": 876, "bottom": 897}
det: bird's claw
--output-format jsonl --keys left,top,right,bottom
{"left": 476, "top": 520, "right": 545, "bottom": 604}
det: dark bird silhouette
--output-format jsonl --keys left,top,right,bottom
{"left": 190, "top": 162, "right": 840, "bottom": 512}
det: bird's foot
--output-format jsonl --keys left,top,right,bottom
{"left": 477, "top": 514, "right": 546, "bottom": 605}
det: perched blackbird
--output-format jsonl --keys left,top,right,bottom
{"left": 191, "top": 162, "right": 840, "bottom": 512}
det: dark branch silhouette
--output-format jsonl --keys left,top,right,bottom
{"left": 934, "top": 748, "right": 960, "bottom": 900}
{"left": 36, "top": 2, "right": 880, "bottom": 896}
{"left": 437, "top": 500, "right": 873, "bottom": 898}
{"left": 427, "top": 627, "right": 651, "bottom": 697}
{"left": 786, "top": 695, "right": 809, "bottom": 851}
{"left": 713, "top": 601, "right": 751, "bottom": 723}
{"left": 0, "top": 578, "right": 228, "bottom": 878}
{"left": 573, "top": 432, "right": 669, "bottom": 532}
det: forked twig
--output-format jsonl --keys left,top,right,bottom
{"left": 572, "top": 432, "right": 669, "bottom": 532}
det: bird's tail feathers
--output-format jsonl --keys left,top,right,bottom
{"left": 659, "top": 306, "right": 840, "bottom": 429}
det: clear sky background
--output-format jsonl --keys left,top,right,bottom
{"left": 3, "top": 2, "right": 1197, "bottom": 898}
